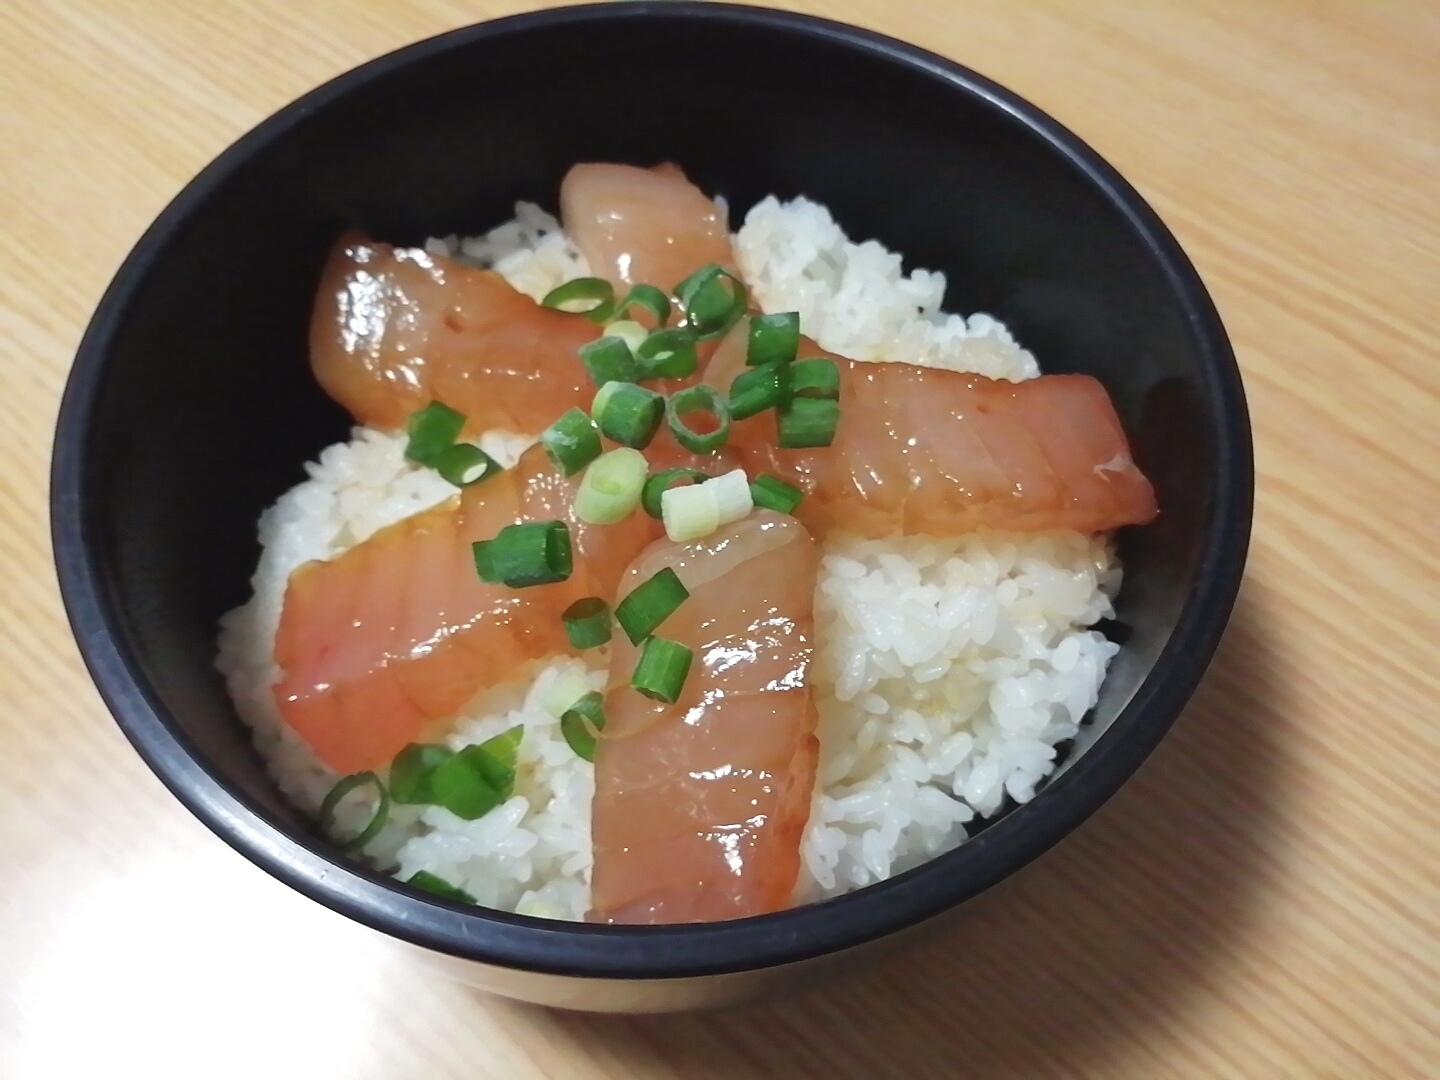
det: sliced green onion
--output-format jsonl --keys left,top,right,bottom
{"left": 592, "top": 381, "right": 664, "bottom": 449}
{"left": 749, "top": 473, "right": 805, "bottom": 515}
{"left": 661, "top": 467, "right": 752, "bottom": 542}
{"left": 406, "top": 871, "right": 475, "bottom": 904}
{"left": 641, "top": 468, "right": 708, "bottom": 519}
{"left": 389, "top": 743, "right": 454, "bottom": 805}
{"left": 728, "top": 361, "right": 792, "bottom": 421}
{"left": 473, "top": 520, "right": 573, "bottom": 587}
{"left": 777, "top": 396, "right": 840, "bottom": 449}
{"left": 635, "top": 328, "right": 699, "bottom": 381}
{"left": 611, "top": 284, "right": 672, "bottom": 327}
{"left": 404, "top": 402, "right": 466, "bottom": 465}
{"left": 429, "top": 726, "right": 523, "bottom": 820}
{"left": 318, "top": 771, "right": 390, "bottom": 852}
{"left": 604, "top": 319, "right": 649, "bottom": 354}
{"left": 791, "top": 357, "right": 840, "bottom": 400}
{"left": 560, "top": 690, "right": 606, "bottom": 762}
{"left": 562, "top": 597, "right": 612, "bottom": 649}
{"left": 541, "top": 277, "right": 616, "bottom": 322}
{"left": 631, "top": 636, "right": 693, "bottom": 703}
{"left": 541, "top": 408, "right": 602, "bottom": 476}
{"left": 614, "top": 567, "right": 690, "bottom": 644}
{"left": 575, "top": 446, "right": 648, "bottom": 525}
{"left": 666, "top": 384, "right": 731, "bottom": 453}
{"left": 578, "top": 335, "right": 641, "bottom": 387}
{"left": 433, "top": 443, "right": 500, "bottom": 487}
{"left": 674, "top": 263, "right": 747, "bottom": 340}
{"left": 747, "top": 312, "right": 801, "bottom": 367}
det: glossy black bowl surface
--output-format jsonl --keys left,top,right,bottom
{"left": 51, "top": 2, "right": 1250, "bottom": 1011}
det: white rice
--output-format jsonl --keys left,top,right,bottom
{"left": 217, "top": 196, "right": 1119, "bottom": 919}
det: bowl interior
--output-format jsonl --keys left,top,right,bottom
{"left": 55, "top": 4, "right": 1245, "bottom": 978}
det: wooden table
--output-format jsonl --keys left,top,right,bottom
{"left": 3, "top": 2, "right": 1435, "bottom": 1076}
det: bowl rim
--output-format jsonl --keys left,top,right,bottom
{"left": 51, "top": 0, "right": 1252, "bottom": 981}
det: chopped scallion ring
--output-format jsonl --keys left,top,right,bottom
{"left": 429, "top": 726, "right": 523, "bottom": 820}
{"left": 635, "top": 328, "right": 699, "bottom": 381}
{"left": 592, "top": 381, "right": 664, "bottom": 449}
{"left": 560, "top": 691, "right": 606, "bottom": 762}
{"left": 630, "top": 636, "right": 694, "bottom": 703}
{"left": 665, "top": 384, "right": 731, "bottom": 453}
{"left": 473, "top": 520, "right": 573, "bottom": 587}
{"left": 433, "top": 443, "right": 501, "bottom": 487}
{"left": 614, "top": 567, "right": 690, "bottom": 644}
{"left": 578, "top": 335, "right": 641, "bottom": 387}
{"left": 747, "top": 311, "right": 801, "bottom": 367}
{"left": 674, "top": 263, "right": 748, "bottom": 340}
{"left": 318, "top": 771, "right": 390, "bottom": 852}
{"left": 562, "top": 597, "right": 613, "bottom": 649}
{"left": 389, "top": 743, "right": 454, "bottom": 805}
{"left": 749, "top": 473, "right": 805, "bottom": 515}
{"left": 575, "top": 447, "right": 648, "bottom": 524}
{"left": 406, "top": 871, "right": 476, "bottom": 904}
{"left": 791, "top": 357, "right": 840, "bottom": 400}
{"left": 641, "top": 468, "right": 708, "bottom": 519}
{"left": 540, "top": 277, "right": 616, "bottom": 322}
{"left": 777, "top": 396, "right": 839, "bottom": 449}
{"left": 728, "top": 361, "right": 792, "bottom": 420}
{"left": 660, "top": 467, "right": 754, "bottom": 542}
{"left": 604, "top": 319, "right": 649, "bottom": 354}
{"left": 541, "top": 408, "right": 603, "bottom": 476}
{"left": 404, "top": 401, "right": 466, "bottom": 465}
{"left": 610, "top": 284, "right": 672, "bottom": 327}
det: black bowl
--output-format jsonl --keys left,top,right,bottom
{"left": 51, "top": 2, "right": 1251, "bottom": 1012}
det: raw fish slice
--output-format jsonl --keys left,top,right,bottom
{"left": 272, "top": 447, "right": 659, "bottom": 774}
{"left": 704, "top": 327, "right": 1158, "bottom": 537}
{"left": 589, "top": 511, "right": 820, "bottom": 924}
{"left": 560, "top": 162, "right": 737, "bottom": 294}
{"left": 310, "top": 232, "right": 599, "bottom": 435}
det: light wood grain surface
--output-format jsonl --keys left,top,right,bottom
{"left": 3, "top": 1, "right": 1436, "bottom": 1077}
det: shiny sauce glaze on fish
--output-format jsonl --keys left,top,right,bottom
{"left": 589, "top": 512, "right": 820, "bottom": 924}
{"left": 273, "top": 447, "right": 659, "bottom": 774}
{"left": 309, "top": 232, "right": 600, "bottom": 436}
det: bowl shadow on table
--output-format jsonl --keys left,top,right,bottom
{"left": 508, "top": 586, "right": 1287, "bottom": 1078}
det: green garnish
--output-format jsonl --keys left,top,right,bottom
{"left": 591, "top": 380, "right": 664, "bottom": 449}
{"left": 433, "top": 443, "right": 501, "bottom": 487}
{"left": 749, "top": 473, "right": 805, "bottom": 515}
{"left": 389, "top": 742, "right": 454, "bottom": 805}
{"left": 560, "top": 690, "right": 606, "bottom": 762}
{"left": 630, "top": 636, "right": 693, "bottom": 703}
{"left": 674, "top": 263, "right": 747, "bottom": 339}
{"left": 728, "top": 361, "right": 792, "bottom": 421}
{"left": 791, "top": 357, "right": 840, "bottom": 400}
{"left": 574, "top": 446, "right": 648, "bottom": 525}
{"left": 635, "top": 328, "right": 699, "bottom": 381}
{"left": 614, "top": 567, "right": 690, "bottom": 645}
{"left": 473, "top": 520, "right": 573, "bottom": 587}
{"left": 641, "top": 468, "right": 708, "bottom": 520}
{"left": 747, "top": 312, "right": 800, "bottom": 367}
{"left": 578, "top": 335, "right": 642, "bottom": 387}
{"left": 541, "top": 277, "right": 616, "bottom": 322}
{"left": 562, "top": 597, "right": 613, "bottom": 650}
{"left": 318, "top": 771, "right": 390, "bottom": 852}
{"left": 404, "top": 401, "right": 466, "bottom": 466}
{"left": 665, "top": 384, "right": 731, "bottom": 454}
{"left": 429, "top": 726, "right": 523, "bottom": 820}
{"left": 541, "top": 408, "right": 603, "bottom": 476}
{"left": 610, "top": 284, "right": 672, "bottom": 327}
{"left": 777, "top": 396, "right": 839, "bottom": 449}
{"left": 406, "top": 871, "right": 476, "bottom": 904}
